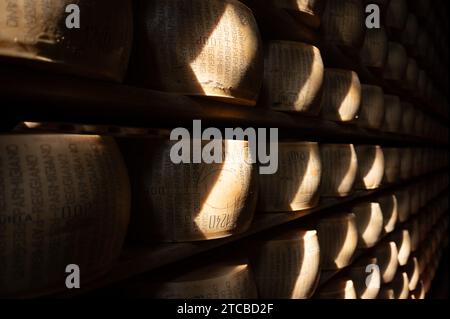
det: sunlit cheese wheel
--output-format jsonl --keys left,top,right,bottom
{"left": 354, "top": 145, "right": 384, "bottom": 190}
{"left": 401, "top": 14, "right": 418, "bottom": 49}
{"left": 252, "top": 230, "right": 320, "bottom": 299}
{"left": 353, "top": 202, "right": 383, "bottom": 248}
{"left": 320, "top": 69, "right": 361, "bottom": 122}
{"left": 360, "top": 27, "right": 388, "bottom": 69}
{"left": 258, "top": 142, "right": 321, "bottom": 212}
{"left": 400, "top": 148, "right": 413, "bottom": 180}
{"left": 347, "top": 257, "right": 381, "bottom": 299}
{"left": 396, "top": 188, "right": 410, "bottom": 223}
{"left": 401, "top": 103, "right": 415, "bottom": 135}
{"left": 0, "top": 0, "right": 133, "bottom": 82}
{"left": 405, "top": 256, "right": 420, "bottom": 291}
{"left": 150, "top": 262, "right": 258, "bottom": 299}
{"left": 382, "top": 95, "right": 402, "bottom": 133}
{"left": 407, "top": 219, "right": 420, "bottom": 253}
{"left": 272, "top": 0, "right": 326, "bottom": 28}
{"left": 384, "top": 42, "right": 408, "bottom": 81}
{"left": 393, "top": 229, "right": 411, "bottom": 266}
{"left": 375, "top": 240, "right": 399, "bottom": 284}
{"left": 410, "top": 280, "right": 425, "bottom": 299}
{"left": 128, "top": 139, "right": 257, "bottom": 242}
{"left": 321, "top": 0, "right": 365, "bottom": 49}
{"left": 262, "top": 41, "right": 324, "bottom": 114}
{"left": 0, "top": 134, "right": 131, "bottom": 297}
{"left": 382, "top": 147, "right": 400, "bottom": 184}
{"left": 315, "top": 278, "right": 357, "bottom": 299}
{"left": 378, "top": 272, "right": 409, "bottom": 299}
{"left": 319, "top": 144, "right": 358, "bottom": 197}
{"left": 357, "top": 85, "right": 385, "bottom": 129}
{"left": 317, "top": 213, "right": 358, "bottom": 270}
{"left": 134, "top": 0, "right": 263, "bottom": 106}
{"left": 385, "top": 0, "right": 408, "bottom": 31}
{"left": 378, "top": 194, "right": 398, "bottom": 234}
{"left": 404, "top": 58, "right": 419, "bottom": 91}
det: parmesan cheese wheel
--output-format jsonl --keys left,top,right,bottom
{"left": 379, "top": 272, "right": 409, "bottom": 299}
{"left": 317, "top": 213, "right": 358, "bottom": 269}
{"left": 353, "top": 202, "right": 383, "bottom": 248}
{"left": 409, "top": 184, "right": 420, "bottom": 216}
{"left": 357, "top": 85, "right": 385, "bottom": 129}
{"left": 272, "top": 0, "right": 326, "bottom": 28}
{"left": 375, "top": 241, "right": 399, "bottom": 284}
{"left": 410, "top": 280, "right": 425, "bottom": 299}
{"left": 319, "top": 144, "right": 358, "bottom": 197}
{"left": 128, "top": 139, "right": 257, "bottom": 242}
{"left": 393, "top": 229, "right": 411, "bottom": 266}
{"left": 150, "top": 262, "right": 258, "bottom": 299}
{"left": 385, "top": 0, "right": 408, "bottom": 31}
{"left": 404, "top": 58, "right": 419, "bottom": 91}
{"left": 134, "top": 0, "right": 263, "bottom": 106}
{"left": 354, "top": 145, "right": 384, "bottom": 190}
{"left": 401, "top": 103, "right": 415, "bottom": 135}
{"left": 407, "top": 219, "right": 420, "bottom": 252}
{"left": 316, "top": 278, "right": 357, "bottom": 299}
{"left": 360, "top": 27, "right": 388, "bottom": 70}
{"left": 0, "top": 0, "right": 133, "bottom": 82}
{"left": 252, "top": 230, "right": 321, "bottom": 299}
{"left": 258, "top": 142, "right": 321, "bottom": 212}
{"left": 396, "top": 188, "right": 411, "bottom": 223}
{"left": 405, "top": 256, "right": 420, "bottom": 291}
{"left": 384, "top": 42, "right": 408, "bottom": 81}
{"left": 378, "top": 194, "right": 398, "bottom": 234}
{"left": 0, "top": 134, "right": 131, "bottom": 297}
{"left": 400, "top": 148, "right": 413, "bottom": 180}
{"left": 320, "top": 69, "right": 361, "bottom": 122}
{"left": 382, "top": 147, "right": 400, "bottom": 184}
{"left": 382, "top": 95, "right": 402, "bottom": 133}
{"left": 321, "top": 0, "right": 365, "bottom": 49}
{"left": 262, "top": 41, "right": 324, "bottom": 114}
{"left": 401, "top": 14, "right": 418, "bottom": 49}
{"left": 347, "top": 257, "right": 381, "bottom": 299}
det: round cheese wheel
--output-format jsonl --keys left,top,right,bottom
{"left": 360, "top": 27, "right": 388, "bottom": 69}
{"left": 353, "top": 202, "right": 383, "bottom": 248}
{"left": 396, "top": 188, "right": 411, "bottom": 223}
{"left": 357, "top": 85, "right": 385, "bottom": 129}
{"left": 320, "top": 69, "right": 361, "bottom": 122}
{"left": 321, "top": 0, "right": 365, "bottom": 49}
{"left": 128, "top": 139, "right": 257, "bottom": 242}
{"left": 407, "top": 218, "right": 420, "bottom": 253}
{"left": 410, "top": 280, "right": 425, "bottom": 299}
{"left": 378, "top": 194, "right": 398, "bottom": 234}
{"left": 385, "top": 0, "right": 408, "bottom": 31}
{"left": 404, "top": 58, "right": 419, "bottom": 91}
{"left": 316, "top": 278, "right": 357, "bottom": 299}
{"left": 400, "top": 148, "right": 413, "bottom": 180}
{"left": 375, "top": 240, "right": 399, "bottom": 284}
{"left": 317, "top": 213, "right": 358, "bottom": 269}
{"left": 347, "top": 257, "right": 381, "bottom": 299}
{"left": 409, "top": 183, "right": 421, "bottom": 215}
{"left": 354, "top": 145, "right": 384, "bottom": 190}
{"left": 258, "top": 142, "right": 321, "bottom": 212}
{"left": 382, "top": 95, "right": 402, "bottom": 133}
{"left": 405, "top": 256, "right": 420, "bottom": 291}
{"left": 0, "top": 134, "right": 131, "bottom": 297}
{"left": 319, "top": 144, "right": 358, "bottom": 197}
{"left": 134, "top": 0, "right": 263, "bottom": 106}
{"left": 262, "top": 41, "right": 324, "bottom": 115}
{"left": 401, "top": 103, "right": 416, "bottom": 135}
{"left": 272, "top": 0, "right": 326, "bottom": 28}
{"left": 0, "top": 0, "right": 133, "bottom": 82}
{"left": 379, "top": 272, "right": 409, "bottom": 299}
{"left": 401, "top": 14, "right": 419, "bottom": 49}
{"left": 252, "top": 230, "right": 321, "bottom": 299}
{"left": 384, "top": 42, "right": 408, "bottom": 81}
{"left": 393, "top": 229, "right": 411, "bottom": 266}
{"left": 382, "top": 147, "right": 400, "bottom": 184}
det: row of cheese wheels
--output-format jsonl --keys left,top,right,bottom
{"left": 119, "top": 191, "right": 448, "bottom": 299}
{"left": 0, "top": 134, "right": 447, "bottom": 297}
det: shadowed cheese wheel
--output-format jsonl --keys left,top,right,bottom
{"left": 272, "top": 0, "right": 326, "bottom": 28}
{"left": 404, "top": 59, "right": 419, "bottom": 91}
{"left": 408, "top": 219, "right": 420, "bottom": 253}
{"left": 0, "top": 134, "right": 131, "bottom": 297}
{"left": 320, "top": 69, "right": 361, "bottom": 122}
{"left": 134, "top": 0, "right": 263, "bottom": 106}
{"left": 385, "top": 0, "right": 408, "bottom": 31}
{"left": 378, "top": 194, "right": 398, "bottom": 234}
{"left": 319, "top": 144, "right": 358, "bottom": 197}
{"left": 393, "top": 229, "right": 411, "bottom": 266}
{"left": 375, "top": 240, "right": 399, "bottom": 284}
{"left": 396, "top": 188, "right": 410, "bottom": 223}
{"left": 0, "top": 0, "right": 133, "bottom": 82}
{"left": 382, "top": 147, "right": 400, "bottom": 184}
{"left": 417, "top": 69, "right": 427, "bottom": 99}
{"left": 357, "top": 85, "right": 385, "bottom": 129}
{"left": 321, "top": 0, "right": 365, "bottom": 49}
{"left": 405, "top": 256, "right": 420, "bottom": 291}
{"left": 317, "top": 213, "right": 358, "bottom": 270}
{"left": 151, "top": 262, "right": 258, "bottom": 299}
{"left": 400, "top": 148, "right": 413, "bottom": 180}
{"left": 409, "top": 184, "right": 421, "bottom": 216}
{"left": 353, "top": 202, "right": 383, "bottom": 248}
{"left": 382, "top": 95, "right": 402, "bottom": 133}
{"left": 258, "top": 142, "right": 321, "bottom": 212}
{"left": 401, "top": 14, "right": 418, "bottom": 49}
{"left": 316, "top": 278, "right": 357, "bottom": 299}
{"left": 347, "top": 257, "right": 381, "bottom": 299}
{"left": 262, "top": 41, "right": 324, "bottom": 114}
{"left": 128, "top": 139, "right": 257, "bottom": 242}
{"left": 354, "top": 145, "right": 384, "bottom": 190}
{"left": 401, "top": 103, "right": 415, "bottom": 135}
{"left": 416, "top": 29, "right": 429, "bottom": 61}
{"left": 379, "top": 272, "right": 409, "bottom": 299}
{"left": 413, "top": 110, "right": 425, "bottom": 137}
{"left": 360, "top": 27, "right": 388, "bottom": 69}
{"left": 384, "top": 42, "right": 407, "bottom": 81}
{"left": 252, "top": 230, "right": 321, "bottom": 299}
